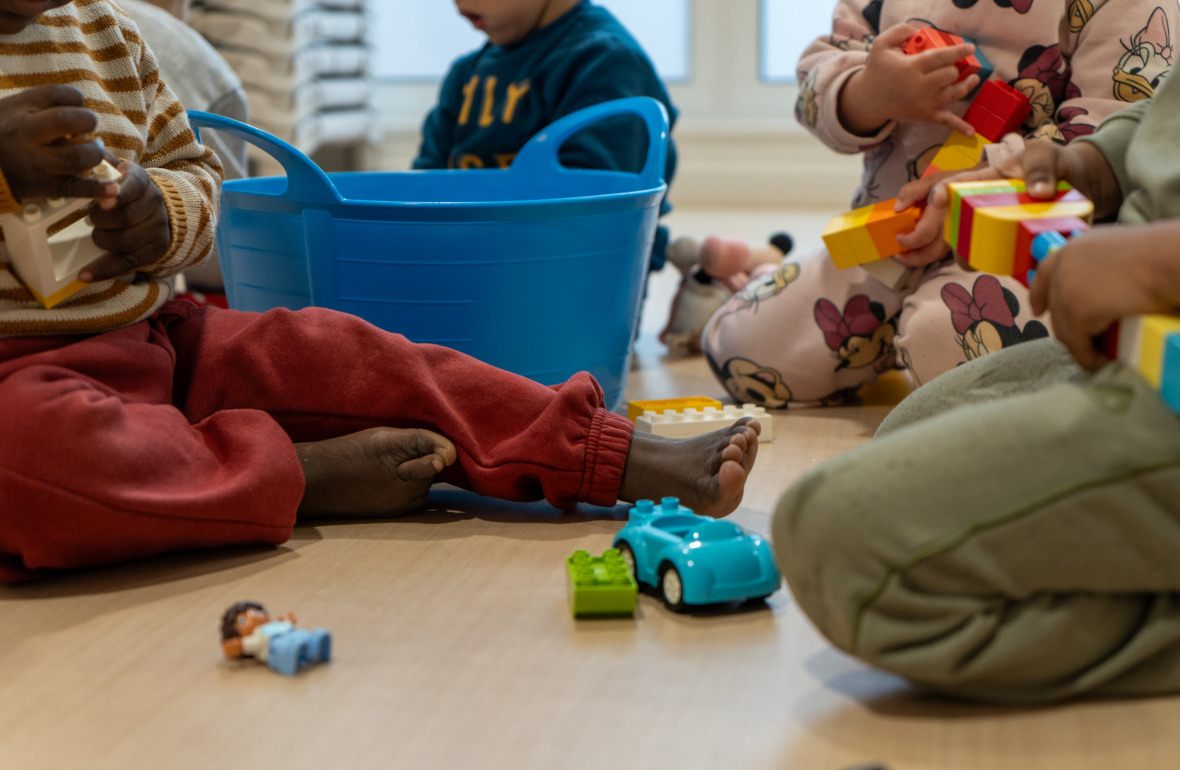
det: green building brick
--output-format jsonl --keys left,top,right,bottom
{"left": 566, "top": 548, "right": 638, "bottom": 618}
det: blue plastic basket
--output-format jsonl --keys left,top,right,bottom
{"left": 188, "top": 98, "right": 668, "bottom": 409}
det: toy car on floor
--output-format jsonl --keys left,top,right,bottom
{"left": 612, "top": 497, "right": 781, "bottom": 611}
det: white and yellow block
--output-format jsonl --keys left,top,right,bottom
{"left": 635, "top": 404, "right": 773, "bottom": 442}
{"left": 0, "top": 159, "right": 121, "bottom": 308}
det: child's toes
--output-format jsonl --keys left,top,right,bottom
{"left": 396, "top": 454, "right": 446, "bottom": 481}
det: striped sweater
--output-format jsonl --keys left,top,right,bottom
{"left": 0, "top": 0, "right": 221, "bottom": 337}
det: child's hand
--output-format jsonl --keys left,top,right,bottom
{"left": 1030, "top": 223, "right": 1180, "bottom": 371}
{"left": 955, "top": 137, "right": 1122, "bottom": 213}
{"left": 1006, "top": 138, "right": 1123, "bottom": 218}
{"left": 0, "top": 85, "right": 118, "bottom": 202}
{"left": 838, "top": 23, "right": 980, "bottom": 137}
{"left": 891, "top": 170, "right": 965, "bottom": 266}
{"left": 80, "top": 160, "right": 171, "bottom": 282}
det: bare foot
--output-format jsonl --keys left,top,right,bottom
{"left": 619, "top": 418, "right": 761, "bottom": 518}
{"left": 295, "top": 427, "right": 456, "bottom": 517}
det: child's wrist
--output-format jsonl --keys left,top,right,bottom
{"left": 837, "top": 70, "right": 890, "bottom": 137}
{"left": 1069, "top": 143, "right": 1122, "bottom": 220}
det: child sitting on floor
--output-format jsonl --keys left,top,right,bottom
{"left": 688, "top": 0, "right": 1177, "bottom": 408}
{"left": 414, "top": 0, "right": 678, "bottom": 276}
{"left": 775, "top": 72, "right": 1180, "bottom": 702}
{"left": 119, "top": 0, "right": 249, "bottom": 298}
{"left": 0, "top": 0, "right": 757, "bottom": 584}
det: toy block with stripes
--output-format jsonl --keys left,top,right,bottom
{"left": 1113, "top": 314, "right": 1180, "bottom": 413}
{"left": 943, "top": 179, "right": 1093, "bottom": 283}
{"left": 923, "top": 129, "right": 992, "bottom": 178}
{"left": 822, "top": 199, "right": 923, "bottom": 269}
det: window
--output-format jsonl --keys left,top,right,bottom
{"left": 760, "top": 0, "right": 833, "bottom": 83}
{"left": 373, "top": 0, "right": 690, "bottom": 82}
{"left": 370, "top": 2, "right": 482, "bottom": 81}
{"left": 374, "top": 1, "right": 848, "bottom": 171}
{"left": 371, "top": 1, "right": 859, "bottom": 207}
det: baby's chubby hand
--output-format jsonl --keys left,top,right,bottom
{"left": 80, "top": 159, "right": 171, "bottom": 282}
{"left": 838, "top": 23, "right": 980, "bottom": 137}
{"left": 891, "top": 171, "right": 962, "bottom": 267}
{"left": 0, "top": 85, "right": 119, "bottom": 202}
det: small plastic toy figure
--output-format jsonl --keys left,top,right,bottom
{"left": 220, "top": 601, "right": 332, "bottom": 676}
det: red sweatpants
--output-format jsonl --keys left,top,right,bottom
{"left": 0, "top": 301, "right": 633, "bottom": 582}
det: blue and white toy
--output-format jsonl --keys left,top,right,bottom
{"left": 612, "top": 497, "right": 781, "bottom": 611}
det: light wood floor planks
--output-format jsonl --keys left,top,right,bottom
{"left": 1, "top": 209, "right": 1176, "bottom": 770}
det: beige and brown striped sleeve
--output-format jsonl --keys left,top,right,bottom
{"left": 132, "top": 26, "right": 223, "bottom": 278}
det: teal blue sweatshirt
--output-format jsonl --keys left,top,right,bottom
{"left": 413, "top": 1, "right": 678, "bottom": 270}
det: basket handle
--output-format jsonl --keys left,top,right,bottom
{"left": 508, "top": 97, "right": 668, "bottom": 189}
{"left": 186, "top": 111, "right": 341, "bottom": 206}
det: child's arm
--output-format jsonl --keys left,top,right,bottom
{"left": 1030, "top": 220, "right": 1180, "bottom": 370}
{"left": 412, "top": 61, "right": 469, "bottom": 169}
{"left": 1033, "top": 2, "right": 1180, "bottom": 142}
{"left": 892, "top": 133, "right": 1126, "bottom": 266}
{"left": 795, "top": 2, "right": 976, "bottom": 153}
{"left": 80, "top": 35, "right": 222, "bottom": 283}
{"left": 837, "top": 24, "right": 978, "bottom": 137}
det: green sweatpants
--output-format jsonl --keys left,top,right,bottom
{"left": 773, "top": 339, "right": 1180, "bottom": 702}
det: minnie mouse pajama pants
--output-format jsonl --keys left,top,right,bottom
{"left": 701, "top": 247, "right": 1050, "bottom": 407}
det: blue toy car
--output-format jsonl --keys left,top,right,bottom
{"left": 612, "top": 497, "right": 782, "bottom": 611}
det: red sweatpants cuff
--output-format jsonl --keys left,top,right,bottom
{"left": 577, "top": 408, "right": 634, "bottom": 506}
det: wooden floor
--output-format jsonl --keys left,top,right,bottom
{"left": 2, "top": 209, "right": 1177, "bottom": 770}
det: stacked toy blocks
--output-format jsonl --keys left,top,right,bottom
{"left": 822, "top": 200, "right": 923, "bottom": 270}
{"left": 626, "top": 396, "right": 722, "bottom": 423}
{"left": 922, "top": 80, "right": 1031, "bottom": 178}
{"left": 822, "top": 32, "right": 1029, "bottom": 276}
{"left": 566, "top": 548, "right": 637, "bottom": 618}
{"left": 0, "top": 159, "right": 121, "bottom": 308}
{"left": 943, "top": 179, "right": 1092, "bottom": 285}
{"left": 1112, "top": 314, "right": 1180, "bottom": 413}
{"left": 635, "top": 404, "right": 772, "bottom": 442}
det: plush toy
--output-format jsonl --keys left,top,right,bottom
{"left": 701, "top": 232, "right": 794, "bottom": 292}
{"left": 659, "top": 233, "right": 793, "bottom": 355}
{"left": 220, "top": 601, "right": 332, "bottom": 676}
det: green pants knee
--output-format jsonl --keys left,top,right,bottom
{"left": 774, "top": 341, "right": 1180, "bottom": 702}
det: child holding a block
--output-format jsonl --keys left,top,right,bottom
{"left": 0, "top": 0, "right": 758, "bottom": 583}
{"left": 414, "top": 0, "right": 677, "bottom": 274}
{"left": 775, "top": 73, "right": 1180, "bottom": 702}
{"left": 692, "top": 0, "right": 1177, "bottom": 407}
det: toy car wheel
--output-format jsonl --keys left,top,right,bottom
{"left": 615, "top": 542, "right": 637, "bottom": 579}
{"left": 659, "top": 564, "right": 687, "bottom": 612}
